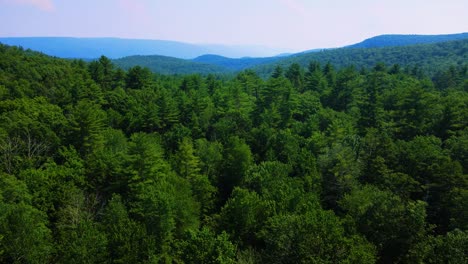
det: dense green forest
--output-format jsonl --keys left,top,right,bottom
{"left": 0, "top": 43, "right": 467, "bottom": 263}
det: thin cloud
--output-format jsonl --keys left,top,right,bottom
{"left": 118, "top": 0, "right": 151, "bottom": 24}
{"left": 278, "top": 0, "right": 308, "bottom": 19}
{"left": 119, "top": 0, "right": 145, "bottom": 13}
{"left": 0, "top": 0, "right": 55, "bottom": 11}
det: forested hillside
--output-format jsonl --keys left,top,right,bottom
{"left": 346, "top": 32, "right": 468, "bottom": 48}
{"left": 0, "top": 44, "right": 467, "bottom": 263}
{"left": 254, "top": 39, "right": 468, "bottom": 77}
{"left": 113, "top": 54, "right": 281, "bottom": 75}
{"left": 110, "top": 39, "right": 468, "bottom": 77}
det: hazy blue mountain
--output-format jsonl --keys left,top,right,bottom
{"left": 112, "top": 38, "right": 468, "bottom": 76}
{"left": 5, "top": 33, "right": 465, "bottom": 76}
{"left": 113, "top": 55, "right": 228, "bottom": 75}
{"left": 192, "top": 54, "right": 281, "bottom": 71}
{"left": 0, "top": 37, "right": 289, "bottom": 59}
{"left": 347, "top": 32, "right": 468, "bottom": 49}
{"left": 252, "top": 39, "right": 468, "bottom": 77}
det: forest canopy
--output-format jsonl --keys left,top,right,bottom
{"left": 0, "top": 43, "right": 467, "bottom": 263}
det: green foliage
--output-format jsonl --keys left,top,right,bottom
{"left": 0, "top": 43, "right": 466, "bottom": 263}
{"left": 55, "top": 188, "right": 108, "bottom": 264}
{"left": 175, "top": 227, "right": 237, "bottom": 264}
{"left": 67, "top": 99, "right": 106, "bottom": 155}
{"left": 125, "top": 65, "right": 152, "bottom": 89}
{"left": 101, "top": 194, "right": 150, "bottom": 263}
{"left": 340, "top": 185, "right": 428, "bottom": 262}
{"left": 220, "top": 137, "right": 254, "bottom": 199}
{"left": 407, "top": 229, "right": 468, "bottom": 263}
{"left": 0, "top": 202, "right": 54, "bottom": 263}
{"left": 0, "top": 97, "right": 67, "bottom": 173}
{"left": 219, "top": 187, "right": 274, "bottom": 247}
{"left": 0, "top": 173, "right": 54, "bottom": 263}
{"left": 258, "top": 210, "right": 376, "bottom": 264}
{"left": 175, "top": 137, "right": 216, "bottom": 215}
{"left": 318, "top": 142, "right": 360, "bottom": 208}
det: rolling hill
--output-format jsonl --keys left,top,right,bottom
{"left": 252, "top": 39, "right": 468, "bottom": 77}
{"left": 347, "top": 32, "right": 468, "bottom": 49}
{"left": 113, "top": 54, "right": 282, "bottom": 75}
{"left": 111, "top": 33, "right": 468, "bottom": 76}
{"left": 7, "top": 33, "right": 465, "bottom": 76}
{"left": 112, "top": 38, "right": 468, "bottom": 77}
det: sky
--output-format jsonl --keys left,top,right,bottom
{"left": 0, "top": 0, "right": 467, "bottom": 52}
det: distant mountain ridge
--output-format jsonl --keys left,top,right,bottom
{"left": 113, "top": 36, "right": 468, "bottom": 76}
{"left": 252, "top": 38, "right": 468, "bottom": 77}
{"left": 113, "top": 53, "right": 283, "bottom": 75}
{"left": 0, "top": 37, "right": 288, "bottom": 59}
{"left": 3, "top": 33, "right": 467, "bottom": 76}
{"left": 347, "top": 32, "right": 468, "bottom": 48}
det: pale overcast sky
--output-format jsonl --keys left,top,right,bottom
{"left": 0, "top": 0, "right": 467, "bottom": 51}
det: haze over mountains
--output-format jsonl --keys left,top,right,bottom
{"left": 1, "top": 33, "right": 467, "bottom": 76}
{"left": 113, "top": 33, "right": 468, "bottom": 76}
{"left": 0, "top": 37, "right": 290, "bottom": 59}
